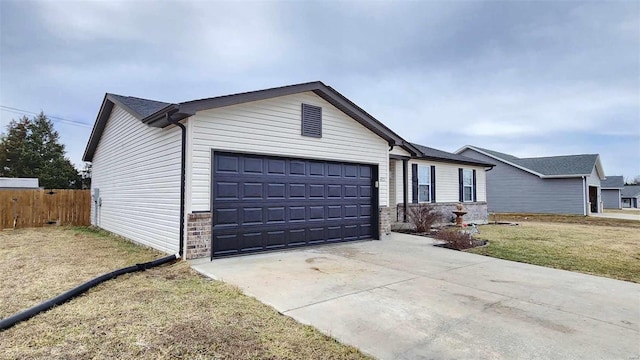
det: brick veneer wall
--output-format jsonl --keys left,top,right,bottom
{"left": 394, "top": 202, "right": 488, "bottom": 230}
{"left": 186, "top": 212, "right": 211, "bottom": 259}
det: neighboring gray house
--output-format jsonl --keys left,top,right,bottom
{"left": 601, "top": 176, "right": 624, "bottom": 209}
{"left": 456, "top": 146, "right": 605, "bottom": 215}
{"left": 0, "top": 177, "right": 40, "bottom": 190}
{"left": 83, "top": 81, "right": 492, "bottom": 260}
{"left": 622, "top": 186, "right": 640, "bottom": 208}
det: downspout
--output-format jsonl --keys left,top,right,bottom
{"left": 166, "top": 112, "right": 186, "bottom": 258}
{"left": 582, "top": 176, "right": 587, "bottom": 216}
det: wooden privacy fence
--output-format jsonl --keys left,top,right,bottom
{"left": 0, "top": 189, "right": 91, "bottom": 229}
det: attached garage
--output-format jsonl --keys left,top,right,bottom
{"left": 212, "top": 152, "right": 377, "bottom": 257}
{"left": 83, "top": 81, "right": 421, "bottom": 260}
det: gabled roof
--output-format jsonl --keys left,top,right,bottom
{"left": 601, "top": 176, "right": 625, "bottom": 189}
{"left": 456, "top": 145, "right": 605, "bottom": 179}
{"left": 108, "top": 94, "right": 172, "bottom": 119}
{"left": 83, "top": 81, "right": 421, "bottom": 162}
{"left": 622, "top": 185, "right": 640, "bottom": 197}
{"left": 410, "top": 143, "right": 494, "bottom": 167}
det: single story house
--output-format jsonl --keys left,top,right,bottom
{"left": 601, "top": 176, "right": 624, "bottom": 209}
{"left": 456, "top": 145, "right": 605, "bottom": 215}
{"left": 83, "top": 81, "right": 492, "bottom": 260}
{"left": 0, "top": 177, "right": 40, "bottom": 190}
{"left": 621, "top": 186, "right": 640, "bottom": 208}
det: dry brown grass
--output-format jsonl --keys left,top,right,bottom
{"left": 489, "top": 212, "right": 640, "bottom": 228}
{"left": 472, "top": 222, "right": 640, "bottom": 283}
{"left": 0, "top": 227, "right": 369, "bottom": 360}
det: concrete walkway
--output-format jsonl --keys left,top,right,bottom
{"left": 192, "top": 233, "right": 640, "bottom": 360}
{"left": 591, "top": 212, "right": 640, "bottom": 221}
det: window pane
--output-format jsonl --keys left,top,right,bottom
{"left": 418, "top": 185, "right": 430, "bottom": 202}
{"left": 463, "top": 186, "right": 473, "bottom": 201}
{"left": 418, "top": 165, "right": 430, "bottom": 185}
{"left": 463, "top": 169, "right": 473, "bottom": 185}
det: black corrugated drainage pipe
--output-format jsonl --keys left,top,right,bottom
{"left": 166, "top": 112, "right": 186, "bottom": 257}
{"left": 0, "top": 254, "right": 179, "bottom": 331}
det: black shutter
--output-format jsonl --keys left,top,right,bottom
{"left": 301, "top": 103, "right": 322, "bottom": 137}
{"left": 458, "top": 168, "right": 463, "bottom": 202}
{"left": 412, "top": 164, "right": 418, "bottom": 203}
{"left": 472, "top": 169, "right": 477, "bottom": 202}
{"left": 430, "top": 166, "right": 436, "bottom": 203}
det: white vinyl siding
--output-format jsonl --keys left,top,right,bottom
{"left": 586, "top": 166, "right": 602, "bottom": 186}
{"left": 390, "top": 146, "right": 411, "bottom": 156}
{"left": 90, "top": 105, "right": 181, "bottom": 254}
{"left": 408, "top": 160, "right": 487, "bottom": 203}
{"left": 188, "top": 91, "right": 389, "bottom": 211}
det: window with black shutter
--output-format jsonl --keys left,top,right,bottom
{"left": 301, "top": 103, "right": 322, "bottom": 138}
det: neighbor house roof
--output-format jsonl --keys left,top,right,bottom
{"left": 601, "top": 176, "right": 625, "bottom": 189}
{"left": 410, "top": 143, "right": 494, "bottom": 167}
{"left": 622, "top": 185, "right": 640, "bottom": 198}
{"left": 0, "top": 177, "right": 39, "bottom": 189}
{"left": 456, "top": 145, "right": 605, "bottom": 179}
{"left": 83, "top": 81, "right": 421, "bottom": 161}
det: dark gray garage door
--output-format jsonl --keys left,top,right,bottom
{"left": 212, "top": 152, "right": 377, "bottom": 258}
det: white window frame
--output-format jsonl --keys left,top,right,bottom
{"left": 462, "top": 169, "right": 474, "bottom": 202}
{"left": 418, "top": 164, "right": 431, "bottom": 203}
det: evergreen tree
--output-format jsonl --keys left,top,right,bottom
{"left": 0, "top": 112, "right": 80, "bottom": 188}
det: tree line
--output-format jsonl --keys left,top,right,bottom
{"left": 0, "top": 112, "right": 90, "bottom": 189}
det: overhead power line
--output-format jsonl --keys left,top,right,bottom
{"left": 0, "top": 105, "right": 92, "bottom": 128}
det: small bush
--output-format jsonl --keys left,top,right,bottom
{"left": 436, "top": 228, "right": 478, "bottom": 250}
{"left": 407, "top": 204, "right": 443, "bottom": 233}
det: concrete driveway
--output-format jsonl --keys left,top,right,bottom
{"left": 191, "top": 233, "right": 640, "bottom": 360}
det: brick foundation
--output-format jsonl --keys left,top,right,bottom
{"left": 185, "top": 212, "right": 211, "bottom": 259}
{"left": 393, "top": 202, "right": 488, "bottom": 230}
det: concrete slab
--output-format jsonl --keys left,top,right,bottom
{"left": 191, "top": 232, "right": 640, "bottom": 360}
{"left": 590, "top": 212, "right": 640, "bottom": 221}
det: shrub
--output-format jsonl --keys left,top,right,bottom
{"left": 407, "top": 204, "right": 443, "bottom": 233}
{"left": 435, "top": 228, "right": 477, "bottom": 250}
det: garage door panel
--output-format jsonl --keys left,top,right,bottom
{"left": 243, "top": 157, "right": 263, "bottom": 173}
{"left": 212, "top": 152, "right": 376, "bottom": 257}
{"left": 216, "top": 155, "right": 240, "bottom": 173}
{"left": 242, "top": 207, "right": 263, "bottom": 224}
{"left": 215, "top": 182, "right": 239, "bottom": 199}
{"left": 266, "top": 207, "right": 285, "bottom": 223}
{"left": 267, "top": 183, "right": 285, "bottom": 198}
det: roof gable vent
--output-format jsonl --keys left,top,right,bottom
{"left": 301, "top": 103, "right": 322, "bottom": 138}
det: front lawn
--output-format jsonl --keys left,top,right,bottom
{"left": 472, "top": 222, "right": 640, "bottom": 283}
{"left": 0, "top": 227, "right": 369, "bottom": 359}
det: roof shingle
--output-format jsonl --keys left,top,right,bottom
{"left": 108, "top": 94, "right": 171, "bottom": 119}
{"left": 411, "top": 143, "right": 494, "bottom": 167}
{"left": 622, "top": 185, "right": 640, "bottom": 197}
{"left": 601, "top": 176, "right": 625, "bottom": 188}
{"left": 465, "top": 146, "right": 599, "bottom": 176}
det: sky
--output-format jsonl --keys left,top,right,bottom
{"left": 1, "top": 0, "right": 638, "bottom": 179}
